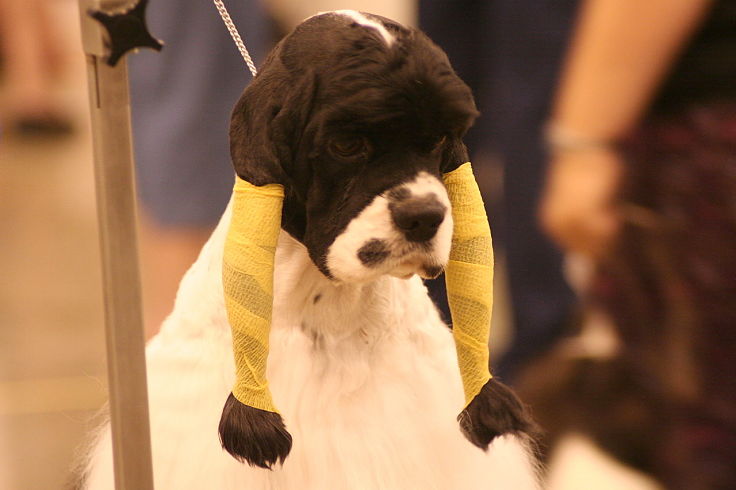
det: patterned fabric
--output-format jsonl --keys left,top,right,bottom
{"left": 596, "top": 103, "right": 736, "bottom": 488}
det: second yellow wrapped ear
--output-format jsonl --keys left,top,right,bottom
{"left": 442, "top": 162, "right": 494, "bottom": 407}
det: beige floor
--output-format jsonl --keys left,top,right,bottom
{"left": 0, "top": 3, "right": 107, "bottom": 489}
{"left": 0, "top": 2, "right": 661, "bottom": 489}
{"left": 0, "top": 102, "right": 107, "bottom": 483}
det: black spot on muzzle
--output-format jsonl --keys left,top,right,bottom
{"left": 357, "top": 238, "right": 391, "bottom": 266}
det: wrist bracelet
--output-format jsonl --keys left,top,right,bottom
{"left": 544, "top": 123, "right": 616, "bottom": 154}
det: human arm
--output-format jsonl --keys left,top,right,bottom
{"left": 540, "top": 0, "right": 712, "bottom": 256}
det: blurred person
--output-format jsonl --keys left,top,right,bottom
{"left": 130, "top": 0, "right": 272, "bottom": 337}
{"left": 0, "top": 0, "right": 73, "bottom": 134}
{"left": 529, "top": 0, "right": 736, "bottom": 488}
{"left": 541, "top": 0, "right": 715, "bottom": 256}
{"left": 420, "top": 0, "right": 580, "bottom": 381}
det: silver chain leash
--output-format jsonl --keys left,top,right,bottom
{"left": 212, "top": 0, "right": 258, "bottom": 77}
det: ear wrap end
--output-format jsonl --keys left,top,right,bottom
{"left": 219, "top": 392, "right": 293, "bottom": 469}
{"left": 457, "top": 378, "right": 540, "bottom": 450}
{"left": 223, "top": 176, "right": 287, "bottom": 462}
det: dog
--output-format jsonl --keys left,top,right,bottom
{"left": 81, "top": 11, "right": 540, "bottom": 489}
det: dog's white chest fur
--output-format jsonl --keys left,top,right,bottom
{"left": 83, "top": 205, "right": 538, "bottom": 489}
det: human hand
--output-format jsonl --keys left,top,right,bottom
{"left": 539, "top": 147, "right": 623, "bottom": 257}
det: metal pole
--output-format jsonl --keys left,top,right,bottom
{"left": 77, "top": 1, "right": 157, "bottom": 488}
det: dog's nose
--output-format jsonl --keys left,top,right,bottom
{"left": 390, "top": 196, "right": 446, "bottom": 242}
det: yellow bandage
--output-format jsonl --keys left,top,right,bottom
{"left": 223, "top": 176, "right": 284, "bottom": 413}
{"left": 442, "top": 163, "right": 494, "bottom": 407}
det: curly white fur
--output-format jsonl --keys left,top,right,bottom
{"left": 82, "top": 202, "right": 540, "bottom": 489}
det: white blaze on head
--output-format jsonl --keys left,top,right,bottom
{"left": 329, "top": 10, "right": 395, "bottom": 46}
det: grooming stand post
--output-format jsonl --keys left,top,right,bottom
{"left": 77, "top": 1, "right": 162, "bottom": 488}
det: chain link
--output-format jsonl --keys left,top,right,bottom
{"left": 212, "top": 0, "right": 258, "bottom": 77}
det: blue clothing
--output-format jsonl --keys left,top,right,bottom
{"left": 130, "top": 0, "right": 271, "bottom": 226}
{"left": 420, "top": 0, "right": 578, "bottom": 381}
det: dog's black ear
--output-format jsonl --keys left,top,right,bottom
{"left": 219, "top": 393, "right": 293, "bottom": 469}
{"left": 458, "top": 378, "right": 540, "bottom": 449}
{"left": 229, "top": 62, "right": 317, "bottom": 186}
{"left": 440, "top": 138, "right": 470, "bottom": 174}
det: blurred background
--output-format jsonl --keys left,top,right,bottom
{"left": 1, "top": 0, "right": 733, "bottom": 488}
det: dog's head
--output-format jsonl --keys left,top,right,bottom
{"left": 230, "top": 11, "right": 478, "bottom": 283}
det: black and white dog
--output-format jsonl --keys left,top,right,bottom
{"left": 83, "top": 11, "right": 539, "bottom": 489}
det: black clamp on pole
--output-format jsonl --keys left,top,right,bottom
{"left": 88, "top": 0, "right": 163, "bottom": 67}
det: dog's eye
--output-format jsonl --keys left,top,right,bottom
{"left": 328, "top": 137, "right": 371, "bottom": 161}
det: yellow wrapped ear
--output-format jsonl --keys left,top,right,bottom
{"left": 223, "top": 176, "right": 284, "bottom": 413}
{"left": 442, "top": 162, "right": 494, "bottom": 407}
